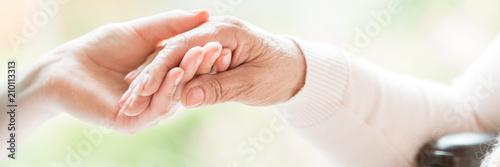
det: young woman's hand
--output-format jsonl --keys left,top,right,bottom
{"left": 42, "top": 10, "right": 209, "bottom": 134}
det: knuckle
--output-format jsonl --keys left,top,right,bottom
{"left": 209, "top": 16, "right": 246, "bottom": 34}
{"left": 168, "top": 33, "right": 187, "bottom": 46}
{"left": 96, "top": 23, "right": 122, "bottom": 33}
{"left": 213, "top": 16, "right": 245, "bottom": 28}
{"left": 152, "top": 51, "right": 167, "bottom": 65}
{"left": 163, "top": 33, "right": 188, "bottom": 52}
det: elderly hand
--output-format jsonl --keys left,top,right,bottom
{"left": 41, "top": 10, "right": 209, "bottom": 134}
{"left": 130, "top": 16, "right": 306, "bottom": 110}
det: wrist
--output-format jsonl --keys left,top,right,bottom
{"left": 0, "top": 50, "right": 63, "bottom": 153}
{"left": 26, "top": 49, "right": 66, "bottom": 114}
{"left": 279, "top": 35, "right": 307, "bottom": 100}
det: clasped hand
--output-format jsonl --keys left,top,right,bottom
{"left": 41, "top": 9, "right": 305, "bottom": 134}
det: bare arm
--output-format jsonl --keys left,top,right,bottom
{"left": 0, "top": 57, "right": 60, "bottom": 160}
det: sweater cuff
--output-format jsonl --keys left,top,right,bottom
{"left": 275, "top": 36, "right": 350, "bottom": 128}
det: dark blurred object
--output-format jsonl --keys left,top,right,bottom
{"left": 417, "top": 132, "right": 496, "bottom": 167}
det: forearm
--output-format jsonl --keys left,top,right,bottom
{"left": 0, "top": 57, "right": 60, "bottom": 159}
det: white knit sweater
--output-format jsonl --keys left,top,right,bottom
{"left": 276, "top": 35, "right": 500, "bottom": 166}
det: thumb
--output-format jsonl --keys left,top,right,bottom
{"left": 180, "top": 67, "right": 253, "bottom": 108}
{"left": 126, "top": 9, "right": 209, "bottom": 46}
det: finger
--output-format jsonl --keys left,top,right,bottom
{"left": 120, "top": 73, "right": 151, "bottom": 116}
{"left": 120, "top": 93, "right": 152, "bottom": 117}
{"left": 196, "top": 42, "right": 222, "bottom": 74}
{"left": 127, "top": 45, "right": 197, "bottom": 97}
{"left": 179, "top": 47, "right": 205, "bottom": 83}
{"left": 147, "top": 45, "right": 206, "bottom": 115}
{"left": 149, "top": 67, "right": 184, "bottom": 116}
{"left": 180, "top": 66, "right": 253, "bottom": 108}
{"left": 128, "top": 65, "right": 150, "bottom": 96}
{"left": 124, "top": 69, "right": 138, "bottom": 85}
{"left": 213, "top": 48, "right": 232, "bottom": 72}
{"left": 126, "top": 9, "right": 209, "bottom": 46}
{"left": 135, "top": 46, "right": 203, "bottom": 97}
{"left": 115, "top": 107, "right": 161, "bottom": 134}
{"left": 131, "top": 17, "right": 243, "bottom": 97}
{"left": 165, "top": 47, "right": 206, "bottom": 104}
{"left": 124, "top": 47, "right": 163, "bottom": 84}
{"left": 163, "top": 102, "right": 181, "bottom": 118}
{"left": 119, "top": 88, "right": 132, "bottom": 107}
{"left": 115, "top": 67, "right": 183, "bottom": 132}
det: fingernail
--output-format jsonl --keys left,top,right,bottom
{"left": 222, "top": 52, "right": 231, "bottom": 66}
{"left": 195, "top": 53, "right": 204, "bottom": 67}
{"left": 137, "top": 73, "right": 150, "bottom": 94}
{"left": 175, "top": 71, "right": 184, "bottom": 86}
{"left": 120, "top": 96, "right": 133, "bottom": 113}
{"left": 211, "top": 47, "right": 222, "bottom": 62}
{"left": 125, "top": 69, "right": 137, "bottom": 80}
{"left": 127, "top": 95, "right": 138, "bottom": 113}
{"left": 119, "top": 89, "right": 132, "bottom": 106}
{"left": 187, "top": 87, "right": 205, "bottom": 108}
{"left": 171, "top": 71, "right": 184, "bottom": 95}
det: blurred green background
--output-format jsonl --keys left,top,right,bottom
{"left": 0, "top": 0, "right": 499, "bottom": 166}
